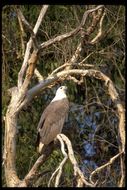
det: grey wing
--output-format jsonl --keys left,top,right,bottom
{"left": 39, "top": 115, "right": 66, "bottom": 144}
{"left": 36, "top": 109, "right": 47, "bottom": 148}
{"left": 37, "top": 99, "right": 69, "bottom": 145}
{"left": 37, "top": 107, "right": 48, "bottom": 131}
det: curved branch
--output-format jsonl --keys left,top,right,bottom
{"left": 48, "top": 135, "right": 68, "bottom": 187}
{"left": 39, "top": 5, "right": 104, "bottom": 50}
{"left": 59, "top": 134, "right": 95, "bottom": 187}
{"left": 89, "top": 151, "right": 123, "bottom": 184}
{"left": 91, "top": 11, "right": 106, "bottom": 44}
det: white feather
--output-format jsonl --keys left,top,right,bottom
{"left": 51, "top": 86, "right": 67, "bottom": 102}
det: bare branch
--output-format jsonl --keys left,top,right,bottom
{"left": 24, "top": 143, "right": 54, "bottom": 186}
{"left": 50, "top": 61, "right": 92, "bottom": 77}
{"left": 39, "top": 5, "right": 104, "bottom": 50}
{"left": 4, "top": 68, "right": 125, "bottom": 187}
{"left": 3, "top": 5, "right": 124, "bottom": 187}
{"left": 67, "top": 42, "right": 82, "bottom": 67}
{"left": 89, "top": 151, "right": 123, "bottom": 184}
{"left": 16, "top": 8, "right": 39, "bottom": 50}
{"left": 3, "top": 7, "right": 49, "bottom": 187}
{"left": 67, "top": 76, "right": 84, "bottom": 85}
{"left": 77, "top": 178, "right": 84, "bottom": 187}
{"left": 16, "top": 8, "right": 25, "bottom": 56}
{"left": 48, "top": 135, "right": 68, "bottom": 187}
{"left": 18, "top": 5, "right": 49, "bottom": 88}
{"left": 65, "top": 6, "right": 104, "bottom": 70}
{"left": 33, "top": 5, "right": 49, "bottom": 34}
{"left": 20, "top": 50, "right": 39, "bottom": 94}
{"left": 18, "top": 68, "right": 125, "bottom": 187}
{"left": 91, "top": 11, "right": 106, "bottom": 44}
{"left": 34, "top": 68, "right": 44, "bottom": 82}
{"left": 59, "top": 134, "right": 95, "bottom": 187}
{"left": 25, "top": 154, "right": 45, "bottom": 185}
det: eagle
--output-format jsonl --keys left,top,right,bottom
{"left": 36, "top": 86, "right": 69, "bottom": 154}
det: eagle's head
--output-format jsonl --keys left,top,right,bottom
{"left": 57, "top": 86, "right": 67, "bottom": 93}
{"left": 52, "top": 86, "right": 68, "bottom": 102}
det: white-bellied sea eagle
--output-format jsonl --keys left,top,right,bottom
{"left": 36, "top": 86, "right": 69, "bottom": 154}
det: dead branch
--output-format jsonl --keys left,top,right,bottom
{"left": 4, "top": 67, "right": 125, "bottom": 187}
{"left": 34, "top": 69, "right": 44, "bottom": 82}
{"left": 17, "top": 5, "right": 103, "bottom": 89}
{"left": 65, "top": 6, "right": 104, "bottom": 70}
{"left": 59, "top": 134, "right": 95, "bottom": 187}
{"left": 86, "top": 6, "right": 104, "bottom": 36}
{"left": 91, "top": 11, "right": 106, "bottom": 44}
{"left": 18, "top": 5, "right": 49, "bottom": 88}
{"left": 48, "top": 135, "right": 68, "bottom": 187}
{"left": 19, "top": 50, "right": 39, "bottom": 95}
{"left": 67, "top": 43, "right": 82, "bottom": 68}
{"left": 39, "top": 5, "right": 104, "bottom": 50}
{"left": 16, "top": 8, "right": 25, "bottom": 56}
{"left": 89, "top": 151, "right": 123, "bottom": 184}
{"left": 50, "top": 55, "right": 94, "bottom": 76}
{"left": 67, "top": 76, "right": 84, "bottom": 85}
{"left": 3, "top": 6, "right": 49, "bottom": 187}
{"left": 23, "top": 143, "right": 54, "bottom": 187}
{"left": 16, "top": 8, "right": 39, "bottom": 50}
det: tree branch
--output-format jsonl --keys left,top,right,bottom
{"left": 39, "top": 5, "right": 104, "bottom": 50}
{"left": 91, "top": 11, "right": 106, "bottom": 44}
{"left": 48, "top": 135, "right": 68, "bottom": 187}
{"left": 16, "top": 8, "right": 25, "bottom": 57}
{"left": 63, "top": 6, "right": 104, "bottom": 71}
{"left": 16, "top": 8, "right": 39, "bottom": 50}
{"left": 24, "top": 143, "right": 54, "bottom": 186}
{"left": 59, "top": 134, "right": 95, "bottom": 187}
{"left": 89, "top": 151, "right": 123, "bottom": 185}
{"left": 18, "top": 5, "right": 49, "bottom": 88}
{"left": 34, "top": 68, "right": 44, "bottom": 82}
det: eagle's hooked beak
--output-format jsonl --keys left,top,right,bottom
{"left": 62, "top": 86, "right": 67, "bottom": 93}
{"left": 63, "top": 86, "right": 67, "bottom": 90}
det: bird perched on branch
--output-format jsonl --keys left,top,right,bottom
{"left": 36, "top": 86, "right": 69, "bottom": 154}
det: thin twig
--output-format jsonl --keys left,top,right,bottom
{"left": 91, "top": 11, "right": 106, "bottom": 44}
{"left": 89, "top": 151, "right": 123, "bottom": 184}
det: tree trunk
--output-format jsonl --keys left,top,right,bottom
{"left": 4, "top": 105, "right": 22, "bottom": 186}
